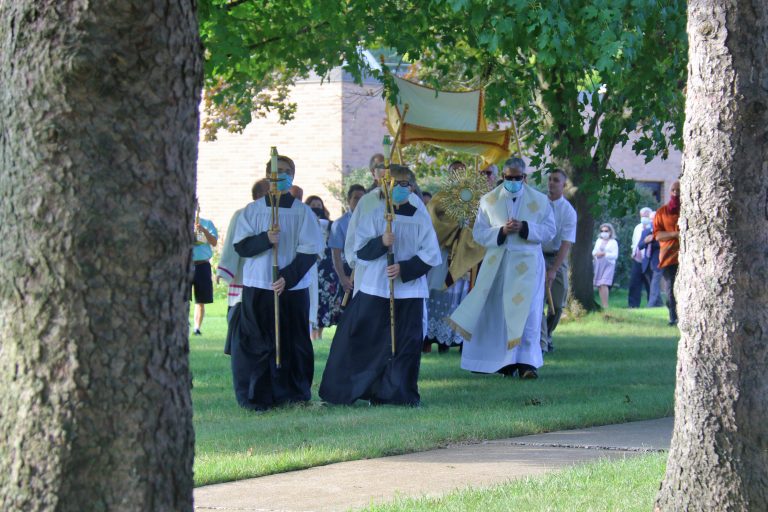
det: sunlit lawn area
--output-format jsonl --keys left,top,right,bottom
{"left": 191, "top": 287, "right": 678, "bottom": 486}
{"left": 364, "top": 452, "right": 668, "bottom": 512}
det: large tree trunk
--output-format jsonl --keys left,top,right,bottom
{"left": 0, "top": 2, "right": 201, "bottom": 510}
{"left": 565, "top": 165, "right": 599, "bottom": 312}
{"left": 655, "top": 1, "right": 768, "bottom": 510}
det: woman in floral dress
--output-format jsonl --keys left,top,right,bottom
{"left": 306, "top": 196, "right": 343, "bottom": 340}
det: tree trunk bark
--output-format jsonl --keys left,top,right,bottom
{"left": 0, "top": 2, "right": 201, "bottom": 510}
{"left": 565, "top": 165, "right": 599, "bottom": 312}
{"left": 656, "top": 1, "right": 768, "bottom": 510}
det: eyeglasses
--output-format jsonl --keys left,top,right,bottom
{"left": 394, "top": 180, "right": 412, "bottom": 187}
{"left": 480, "top": 170, "right": 494, "bottom": 176}
{"left": 503, "top": 175, "right": 525, "bottom": 181}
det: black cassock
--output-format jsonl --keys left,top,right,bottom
{"left": 319, "top": 293, "right": 424, "bottom": 405}
{"left": 319, "top": 201, "right": 440, "bottom": 406}
{"left": 231, "top": 193, "right": 322, "bottom": 410}
{"left": 232, "top": 287, "right": 313, "bottom": 409}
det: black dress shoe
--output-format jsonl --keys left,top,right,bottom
{"left": 518, "top": 364, "right": 538, "bottom": 380}
{"left": 498, "top": 364, "right": 519, "bottom": 377}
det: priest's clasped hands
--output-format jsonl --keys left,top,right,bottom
{"left": 502, "top": 218, "right": 523, "bottom": 235}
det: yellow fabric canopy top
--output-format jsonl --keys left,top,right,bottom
{"left": 385, "top": 76, "right": 514, "bottom": 166}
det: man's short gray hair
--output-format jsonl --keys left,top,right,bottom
{"left": 640, "top": 207, "right": 653, "bottom": 216}
{"left": 503, "top": 157, "right": 527, "bottom": 173}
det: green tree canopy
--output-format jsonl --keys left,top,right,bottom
{"left": 199, "top": 0, "right": 687, "bottom": 308}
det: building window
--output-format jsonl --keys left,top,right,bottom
{"left": 636, "top": 181, "right": 663, "bottom": 203}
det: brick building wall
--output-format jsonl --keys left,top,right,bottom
{"left": 196, "top": 75, "right": 345, "bottom": 242}
{"left": 197, "top": 71, "right": 681, "bottom": 246}
{"left": 610, "top": 138, "right": 681, "bottom": 204}
{"left": 341, "top": 80, "right": 389, "bottom": 173}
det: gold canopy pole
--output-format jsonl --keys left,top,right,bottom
{"left": 509, "top": 113, "right": 524, "bottom": 159}
{"left": 268, "top": 147, "right": 282, "bottom": 368}
{"left": 340, "top": 104, "right": 409, "bottom": 309}
{"left": 381, "top": 135, "right": 397, "bottom": 356}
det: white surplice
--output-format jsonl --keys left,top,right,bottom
{"left": 233, "top": 196, "right": 323, "bottom": 291}
{"left": 344, "top": 187, "right": 428, "bottom": 296}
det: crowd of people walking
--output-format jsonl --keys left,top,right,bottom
{"left": 194, "top": 153, "right": 680, "bottom": 411}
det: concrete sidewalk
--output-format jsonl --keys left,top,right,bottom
{"left": 194, "top": 417, "right": 673, "bottom": 512}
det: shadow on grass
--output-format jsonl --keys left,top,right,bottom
{"left": 190, "top": 290, "right": 678, "bottom": 486}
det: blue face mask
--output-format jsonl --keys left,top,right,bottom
{"left": 276, "top": 173, "right": 293, "bottom": 192}
{"left": 392, "top": 185, "right": 410, "bottom": 204}
{"left": 504, "top": 180, "right": 523, "bottom": 194}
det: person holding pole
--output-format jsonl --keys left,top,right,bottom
{"left": 191, "top": 200, "right": 218, "bottom": 336}
{"left": 231, "top": 152, "right": 323, "bottom": 411}
{"left": 319, "top": 164, "right": 441, "bottom": 406}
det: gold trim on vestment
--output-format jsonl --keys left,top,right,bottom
{"left": 445, "top": 317, "right": 472, "bottom": 341}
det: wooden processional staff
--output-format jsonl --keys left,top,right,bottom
{"left": 381, "top": 135, "right": 397, "bottom": 356}
{"left": 268, "top": 147, "right": 282, "bottom": 368}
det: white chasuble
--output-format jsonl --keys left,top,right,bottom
{"left": 449, "top": 184, "right": 556, "bottom": 371}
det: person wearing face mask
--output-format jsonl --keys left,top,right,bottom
{"left": 344, "top": 155, "right": 428, "bottom": 300}
{"left": 448, "top": 157, "right": 556, "bottom": 380}
{"left": 230, "top": 155, "right": 324, "bottom": 411}
{"left": 593, "top": 223, "right": 619, "bottom": 308}
{"left": 654, "top": 180, "right": 681, "bottom": 326}
{"left": 628, "top": 207, "right": 654, "bottom": 308}
{"left": 320, "top": 166, "right": 441, "bottom": 406}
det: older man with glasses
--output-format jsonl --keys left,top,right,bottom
{"left": 448, "top": 157, "right": 556, "bottom": 380}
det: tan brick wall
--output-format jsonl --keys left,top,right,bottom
{"left": 609, "top": 135, "right": 682, "bottom": 203}
{"left": 341, "top": 81, "right": 389, "bottom": 173}
{"left": 198, "top": 75, "right": 682, "bottom": 245}
{"left": 197, "top": 79, "right": 344, "bottom": 244}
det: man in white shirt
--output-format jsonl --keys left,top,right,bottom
{"left": 628, "top": 207, "right": 653, "bottom": 307}
{"left": 540, "top": 169, "right": 577, "bottom": 353}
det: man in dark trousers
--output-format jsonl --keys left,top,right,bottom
{"left": 638, "top": 212, "right": 664, "bottom": 307}
{"left": 654, "top": 180, "right": 681, "bottom": 326}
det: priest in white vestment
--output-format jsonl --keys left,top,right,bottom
{"left": 449, "top": 157, "right": 556, "bottom": 379}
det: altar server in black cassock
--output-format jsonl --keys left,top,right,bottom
{"left": 319, "top": 166, "right": 441, "bottom": 406}
{"left": 232, "top": 156, "right": 323, "bottom": 411}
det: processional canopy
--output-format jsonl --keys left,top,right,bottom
{"left": 385, "top": 75, "right": 514, "bottom": 167}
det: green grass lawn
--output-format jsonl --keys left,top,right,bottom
{"left": 191, "top": 287, "right": 678, "bottom": 486}
{"left": 363, "top": 452, "right": 668, "bottom": 512}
